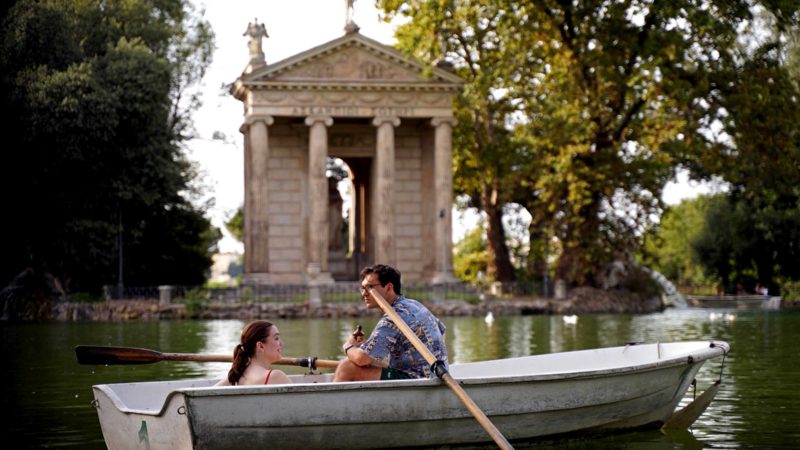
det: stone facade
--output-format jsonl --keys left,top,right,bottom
{"left": 231, "top": 27, "right": 463, "bottom": 284}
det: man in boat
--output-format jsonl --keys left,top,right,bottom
{"left": 333, "top": 264, "right": 449, "bottom": 381}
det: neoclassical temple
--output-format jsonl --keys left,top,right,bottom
{"left": 231, "top": 19, "right": 462, "bottom": 285}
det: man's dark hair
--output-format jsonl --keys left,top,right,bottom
{"left": 360, "top": 264, "right": 402, "bottom": 295}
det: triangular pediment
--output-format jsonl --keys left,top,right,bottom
{"left": 270, "top": 45, "right": 428, "bottom": 82}
{"left": 240, "top": 32, "right": 462, "bottom": 87}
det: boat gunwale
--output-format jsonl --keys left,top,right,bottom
{"left": 93, "top": 340, "right": 728, "bottom": 417}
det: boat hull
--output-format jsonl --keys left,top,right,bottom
{"left": 91, "top": 340, "right": 728, "bottom": 449}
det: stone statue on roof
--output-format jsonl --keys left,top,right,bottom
{"left": 243, "top": 18, "right": 268, "bottom": 66}
{"left": 344, "top": 0, "right": 360, "bottom": 33}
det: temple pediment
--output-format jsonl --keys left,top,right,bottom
{"left": 236, "top": 32, "right": 462, "bottom": 90}
{"left": 269, "top": 45, "right": 426, "bottom": 83}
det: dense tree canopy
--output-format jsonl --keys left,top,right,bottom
{"left": 380, "top": 1, "right": 799, "bottom": 289}
{"left": 676, "top": 17, "right": 800, "bottom": 295}
{"left": 0, "top": 0, "right": 218, "bottom": 300}
{"left": 689, "top": 193, "right": 800, "bottom": 295}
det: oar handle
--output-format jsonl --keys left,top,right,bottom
{"left": 368, "top": 288, "right": 514, "bottom": 450}
{"left": 161, "top": 352, "right": 230, "bottom": 363}
{"left": 277, "top": 357, "right": 340, "bottom": 369}
{"left": 75, "top": 346, "right": 341, "bottom": 370}
{"left": 163, "top": 353, "right": 341, "bottom": 369}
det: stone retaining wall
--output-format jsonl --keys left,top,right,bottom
{"left": 50, "top": 288, "right": 664, "bottom": 321}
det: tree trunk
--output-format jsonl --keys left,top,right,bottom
{"left": 527, "top": 221, "right": 548, "bottom": 280}
{"left": 556, "top": 195, "right": 605, "bottom": 286}
{"left": 482, "top": 186, "right": 515, "bottom": 282}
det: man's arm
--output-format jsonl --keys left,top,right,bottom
{"left": 343, "top": 335, "right": 375, "bottom": 367}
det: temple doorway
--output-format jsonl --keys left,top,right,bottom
{"left": 327, "top": 156, "right": 373, "bottom": 281}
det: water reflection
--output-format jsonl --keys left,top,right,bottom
{"left": 3, "top": 308, "right": 800, "bottom": 449}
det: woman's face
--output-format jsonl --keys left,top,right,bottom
{"left": 258, "top": 326, "right": 284, "bottom": 363}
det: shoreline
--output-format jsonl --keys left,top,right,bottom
{"left": 49, "top": 288, "right": 666, "bottom": 321}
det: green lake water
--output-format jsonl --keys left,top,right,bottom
{"left": 2, "top": 307, "right": 798, "bottom": 449}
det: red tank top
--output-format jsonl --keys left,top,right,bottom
{"left": 264, "top": 369, "right": 272, "bottom": 384}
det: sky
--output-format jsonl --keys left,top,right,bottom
{"left": 186, "top": 0, "right": 716, "bottom": 254}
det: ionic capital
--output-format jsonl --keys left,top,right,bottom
{"left": 431, "top": 117, "right": 457, "bottom": 128}
{"left": 245, "top": 114, "right": 274, "bottom": 126}
{"left": 305, "top": 115, "right": 333, "bottom": 127}
{"left": 372, "top": 116, "right": 401, "bottom": 127}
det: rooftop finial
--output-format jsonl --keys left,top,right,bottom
{"left": 344, "top": 0, "right": 360, "bottom": 34}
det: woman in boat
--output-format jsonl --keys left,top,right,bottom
{"left": 216, "top": 320, "right": 292, "bottom": 386}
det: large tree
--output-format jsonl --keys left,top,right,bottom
{"left": 381, "top": 0, "right": 523, "bottom": 282}
{"left": 380, "top": 0, "right": 799, "bottom": 288}
{"left": 687, "top": 15, "right": 800, "bottom": 294}
{"left": 0, "top": 0, "right": 217, "bottom": 301}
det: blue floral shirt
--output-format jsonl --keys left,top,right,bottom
{"left": 360, "top": 296, "right": 448, "bottom": 378}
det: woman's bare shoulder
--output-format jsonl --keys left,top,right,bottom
{"left": 267, "top": 369, "right": 292, "bottom": 384}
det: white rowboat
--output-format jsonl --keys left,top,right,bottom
{"left": 686, "top": 294, "right": 781, "bottom": 310}
{"left": 90, "top": 340, "right": 728, "bottom": 449}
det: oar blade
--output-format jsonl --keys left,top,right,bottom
{"left": 75, "top": 345, "right": 163, "bottom": 365}
{"left": 662, "top": 380, "right": 721, "bottom": 430}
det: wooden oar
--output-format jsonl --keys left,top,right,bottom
{"left": 75, "top": 345, "right": 340, "bottom": 369}
{"left": 368, "top": 288, "right": 514, "bottom": 450}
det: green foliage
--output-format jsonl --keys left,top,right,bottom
{"left": 226, "top": 206, "right": 244, "bottom": 243}
{"left": 453, "top": 224, "right": 490, "bottom": 285}
{"left": 698, "top": 50, "right": 800, "bottom": 198}
{"left": 641, "top": 196, "right": 717, "bottom": 291}
{"left": 673, "top": 16, "right": 800, "bottom": 295}
{"left": 0, "top": 0, "right": 218, "bottom": 295}
{"left": 673, "top": 19, "right": 800, "bottom": 295}
{"left": 692, "top": 193, "right": 800, "bottom": 294}
{"left": 179, "top": 288, "right": 209, "bottom": 318}
{"left": 240, "top": 286, "right": 253, "bottom": 304}
{"left": 69, "top": 291, "right": 105, "bottom": 303}
{"left": 778, "top": 279, "right": 800, "bottom": 303}
{"left": 379, "top": 1, "right": 800, "bottom": 289}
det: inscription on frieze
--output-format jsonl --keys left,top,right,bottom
{"left": 291, "top": 106, "right": 416, "bottom": 117}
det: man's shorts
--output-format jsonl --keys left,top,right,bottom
{"left": 380, "top": 367, "right": 413, "bottom": 380}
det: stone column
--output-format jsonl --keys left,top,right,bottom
{"left": 305, "top": 115, "right": 334, "bottom": 285}
{"left": 244, "top": 115, "right": 273, "bottom": 284}
{"left": 240, "top": 122, "right": 252, "bottom": 273}
{"left": 431, "top": 117, "right": 457, "bottom": 283}
{"left": 372, "top": 116, "right": 400, "bottom": 265}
